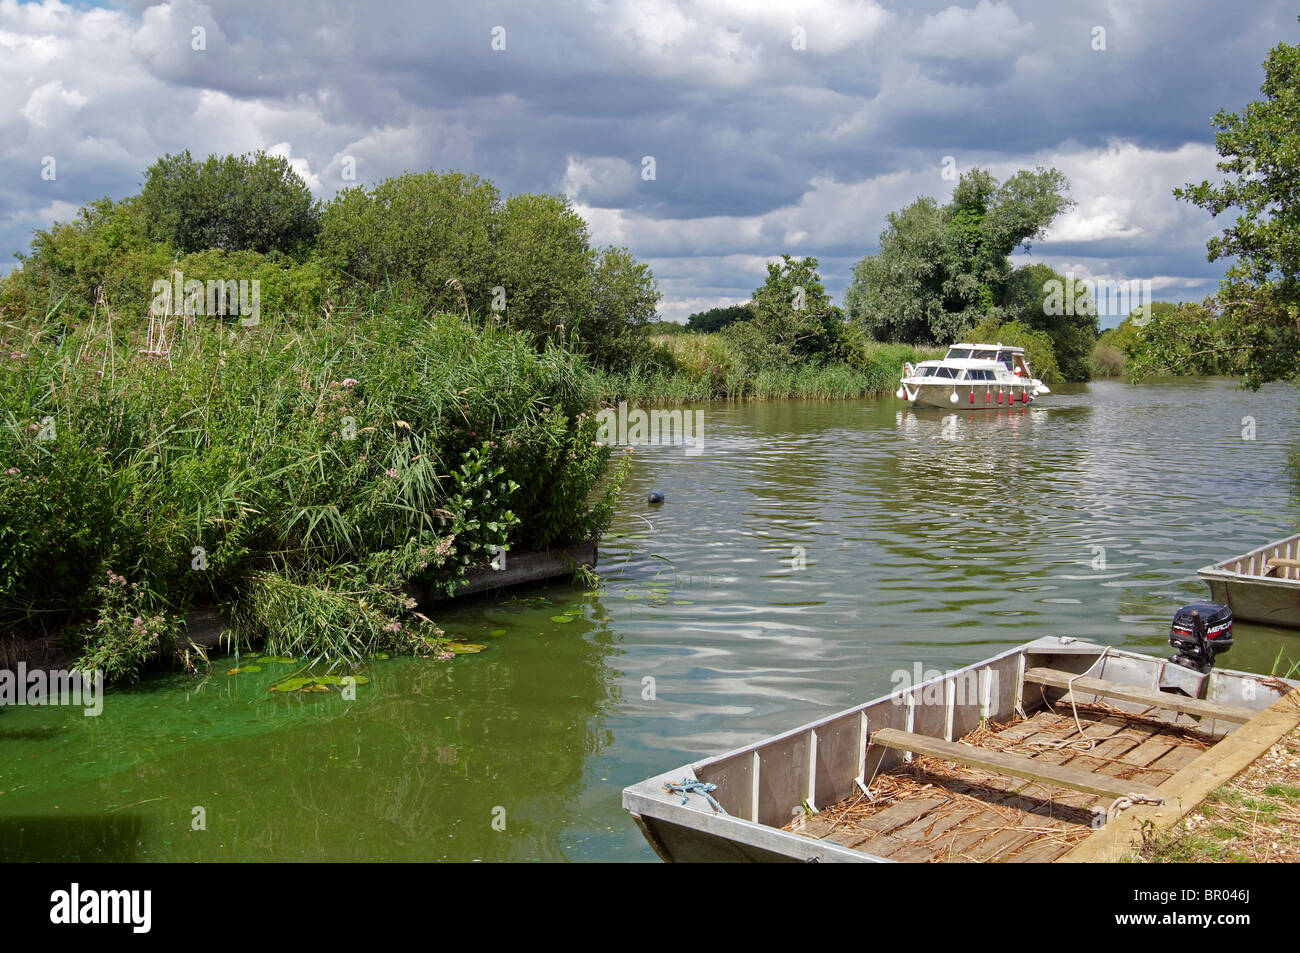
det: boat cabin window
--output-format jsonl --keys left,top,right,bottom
{"left": 996, "top": 350, "right": 1015, "bottom": 370}
{"left": 973, "top": 349, "right": 997, "bottom": 361}
{"left": 934, "top": 366, "right": 957, "bottom": 379}
{"left": 965, "top": 369, "right": 992, "bottom": 381}
{"left": 945, "top": 348, "right": 971, "bottom": 360}
{"left": 916, "top": 366, "right": 936, "bottom": 376}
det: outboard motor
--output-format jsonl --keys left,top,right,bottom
{"left": 1168, "top": 602, "right": 1234, "bottom": 673}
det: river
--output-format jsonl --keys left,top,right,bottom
{"left": 1, "top": 378, "right": 1298, "bottom": 861}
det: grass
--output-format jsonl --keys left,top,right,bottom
{"left": 1127, "top": 726, "right": 1300, "bottom": 863}
{"left": 592, "top": 332, "right": 943, "bottom": 404}
{"left": 0, "top": 297, "right": 625, "bottom": 679}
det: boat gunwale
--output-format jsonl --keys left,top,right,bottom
{"left": 1198, "top": 531, "right": 1300, "bottom": 585}
{"left": 622, "top": 637, "right": 1299, "bottom": 863}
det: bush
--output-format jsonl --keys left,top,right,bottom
{"left": 139, "top": 150, "right": 320, "bottom": 256}
{"left": 967, "top": 315, "right": 1062, "bottom": 385}
{"left": 0, "top": 303, "right": 626, "bottom": 675}
{"left": 1091, "top": 343, "right": 1126, "bottom": 377}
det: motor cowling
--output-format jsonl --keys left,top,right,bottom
{"left": 1168, "top": 601, "right": 1233, "bottom": 673}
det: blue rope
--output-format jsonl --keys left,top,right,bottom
{"left": 664, "top": 778, "right": 728, "bottom": 815}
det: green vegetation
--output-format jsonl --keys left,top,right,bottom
{"left": 684, "top": 303, "right": 753, "bottom": 333}
{"left": 1132, "top": 31, "right": 1300, "bottom": 389}
{"left": 843, "top": 167, "right": 1093, "bottom": 381}
{"left": 595, "top": 256, "right": 941, "bottom": 402}
{"left": 139, "top": 150, "right": 320, "bottom": 256}
{"left": 1095, "top": 301, "right": 1250, "bottom": 379}
{"left": 0, "top": 303, "right": 626, "bottom": 680}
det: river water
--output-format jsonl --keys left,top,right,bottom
{"left": 1, "top": 378, "right": 1298, "bottom": 861}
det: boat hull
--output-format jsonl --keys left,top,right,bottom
{"left": 905, "top": 382, "right": 1033, "bottom": 410}
{"left": 1199, "top": 533, "right": 1300, "bottom": 629}
{"left": 622, "top": 637, "right": 1296, "bottom": 863}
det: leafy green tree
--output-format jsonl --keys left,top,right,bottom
{"left": 966, "top": 314, "right": 1062, "bottom": 385}
{"left": 1168, "top": 33, "right": 1300, "bottom": 388}
{"left": 1128, "top": 300, "right": 1245, "bottom": 377}
{"left": 843, "top": 196, "right": 948, "bottom": 344}
{"left": 493, "top": 193, "right": 592, "bottom": 343}
{"left": 725, "top": 255, "right": 843, "bottom": 370}
{"left": 1001, "top": 263, "right": 1098, "bottom": 381}
{"left": 1, "top": 197, "right": 170, "bottom": 321}
{"left": 139, "top": 151, "right": 319, "bottom": 256}
{"left": 685, "top": 304, "right": 754, "bottom": 333}
{"left": 578, "top": 245, "right": 661, "bottom": 369}
{"left": 845, "top": 167, "right": 1073, "bottom": 347}
{"left": 318, "top": 170, "right": 499, "bottom": 315}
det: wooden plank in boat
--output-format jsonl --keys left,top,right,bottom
{"left": 933, "top": 809, "right": 1007, "bottom": 860}
{"left": 964, "top": 827, "right": 1043, "bottom": 862}
{"left": 854, "top": 831, "right": 942, "bottom": 863}
{"left": 1024, "top": 667, "right": 1256, "bottom": 723}
{"left": 893, "top": 805, "right": 970, "bottom": 845}
{"left": 843, "top": 797, "right": 944, "bottom": 839}
{"left": 1060, "top": 689, "right": 1300, "bottom": 862}
{"left": 870, "top": 728, "right": 1163, "bottom": 801}
{"left": 1147, "top": 742, "right": 1205, "bottom": 773}
{"left": 1008, "top": 839, "right": 1075, "bottom": 863}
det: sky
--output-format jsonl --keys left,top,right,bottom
{"left": 1, "top": 0, "right": 1294, "bottom": 327}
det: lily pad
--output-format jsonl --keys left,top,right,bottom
{"left": 445, "top": 642, "right": 486, "bottom": 655}
{"left": 270, "top": 674, "right": 370, "bottom": 693}
{"left": 488, "top": 629, "right": 507, "bottom": 637}
{"left": 227, "top": 665, "right": 262, "bottom": 675}
{"left": 550, "top": 614, "right": 575, "bottom": 624}
{"left": 622, "top": 592, "right": 644, "bottom": 600}
{"left": 259, "top": 656, "right": 298, "bottom": 664}
{"left": 672, "top": 600, "right": 694, "bottom": 605}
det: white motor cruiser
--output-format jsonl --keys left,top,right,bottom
{"left": 897, "top": 343, "right": 1051, "bottom": 409}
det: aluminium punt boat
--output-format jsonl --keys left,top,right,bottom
{"left": 1199, "top": 532, "right": 1300, "bottom": 629}
{"left": 897, "top": 343, "right": 1050, "bottom": 409}
{"left": 623, "top": 630, "right": 1295, "bottom": 863}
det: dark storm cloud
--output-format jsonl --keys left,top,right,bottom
{"left": 1, "top": 0, "right": 1295, "bottom": 320}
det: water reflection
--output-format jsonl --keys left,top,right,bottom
{"left": 1, "top": 379, "right": 1297, "bottom": 862}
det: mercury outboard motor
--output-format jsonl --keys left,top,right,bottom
{"left": 1168, "top": 602, "right": 1234, "bottom": 673}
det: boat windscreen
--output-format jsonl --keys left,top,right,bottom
{"left": 946, "top": 348, "right": 971, "bottom": 360}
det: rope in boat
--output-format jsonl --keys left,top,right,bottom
{"left": 1031, "top": 645, "right": 1166, "bottom": 819}
{"left": 664, "top": 779, "right": 728, "bottom": 815}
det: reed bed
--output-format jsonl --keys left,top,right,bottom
{"left": 0, "top": 301, "right": 624, "bottom": 678}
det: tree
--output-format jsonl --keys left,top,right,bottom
{"left": 1169, "top": 34, "right": 1300, "bottom": 388}
{"left": 1001, "top": 263, "right": 1098, "bottom": 381}
{"left": 725, "top": 255, "right": 843, "bottom": 370}
{"left": 844, "top": 167, "right": 1074, "bottom": 347}
{"left": 684, "top": 304, "right": 754, "bottom": 333}
{"left": 139, "top": 151, "right": 319, "bottom": 256}
{"left": 578, "top": 245, "right": 661, "bottom": 369}
{"left": 1128, "top": 300, "right": 1246, "bottom": 378}
{"left": 493, "top": 193, "right": 592, "bottom": 344}
{"left": 318, "top": 170, "right": 499, "bottom": 315}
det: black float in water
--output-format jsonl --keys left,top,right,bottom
{"left": 647, "top": 491, "right": 664, "bottom": 505}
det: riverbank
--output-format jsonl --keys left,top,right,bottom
{"left": 1128, "top": 725, "right": 1300, "bottom": 862}
{"left": 0, "top": 304, "right": 625, "bottom": 681}
{"left": 591, "top": 333, "right": 943, "bottom": 404}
